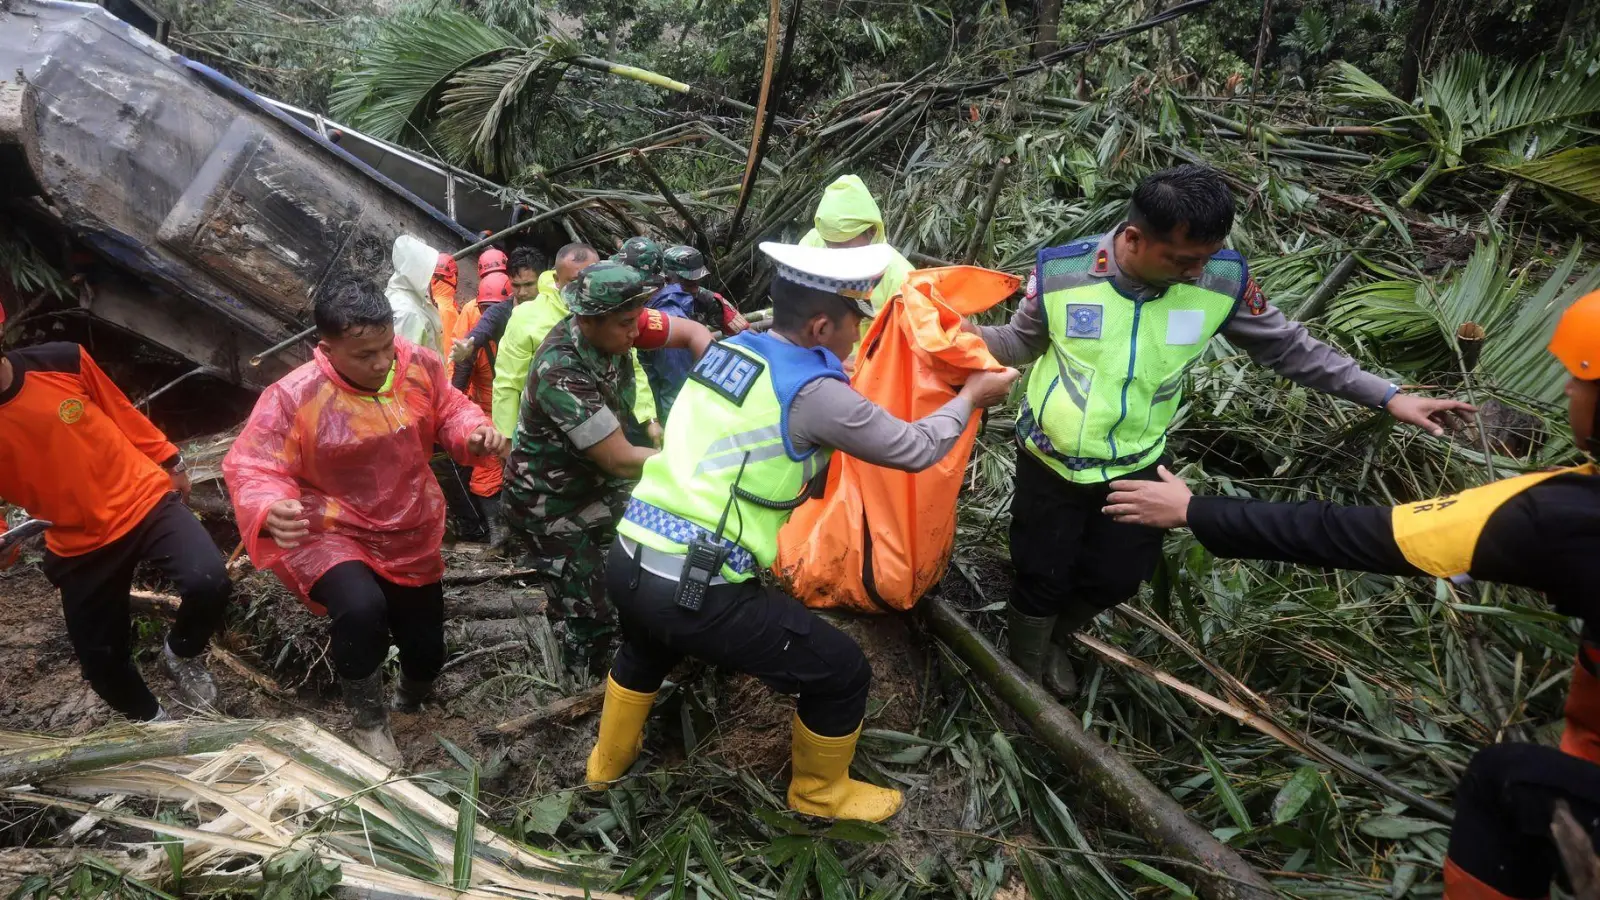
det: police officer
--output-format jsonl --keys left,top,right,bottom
{"left": 583, "top": 242, "right": 1019, "bottom": 822}
{"left": 499, "top": 262, "right": 711, "bottom": 671}
{"left": 1104, "top": 288, "right": 1600, "bottom": 900}
{"left": 970, "top": 164, "right": 1475, "bottom": 697}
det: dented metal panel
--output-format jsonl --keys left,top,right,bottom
{"left": 0, "top": 0, "right": 507, "bottom": 387}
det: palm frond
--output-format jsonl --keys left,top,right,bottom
{"left": 1490, "top": 145, "right": 1600, "bottom": 205}
{"left": 328, "top": 11, "right": 517, "bottom": 143}
{"left": 434, "top": 36, "right": 584, "bottom": 174}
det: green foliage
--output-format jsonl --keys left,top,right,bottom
{"left": 260, "top": 848, "right": 342, "bottom": 900}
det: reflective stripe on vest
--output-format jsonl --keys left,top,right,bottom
{"left": 1391, "top": 464, "right": 1595, "bottom": 579}
{"left": 1018, "top": 238, "right": 1244, "bottom": 484}
{"left": 618, "top": 334, "right": 842, "bottom": 582}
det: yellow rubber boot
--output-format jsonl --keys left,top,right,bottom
{"left": 786, "top": 715, "right": 903, "bottom": 822}
{"left": 585, "top": 676, "right": 656, "bottom": 790}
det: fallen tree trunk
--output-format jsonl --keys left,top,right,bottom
{"left": 923, "top": 597, "right": 1277, "bottom": 900}
{"left": 0, "top": 721, "right": 259, "bottom": 788}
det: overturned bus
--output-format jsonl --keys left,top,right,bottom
{"left": 0, "top": 0, "right": 521, "bottom": 390}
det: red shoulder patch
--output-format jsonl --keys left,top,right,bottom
{"left": 1243, "top": 278, "right": 1268, "bottom": 316}
{"left": 1092, "top": 249, "right": 1111, "bottom": 276}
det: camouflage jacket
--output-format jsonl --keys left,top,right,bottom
{"left": 504, "top": 316, "right": 647, "bottom": 517}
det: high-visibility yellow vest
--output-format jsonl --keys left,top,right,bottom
{"left": 1018, "top": 238, "right": 1246, "bottom": 483}
{"left": 618, "top": 332, "right": 846, "bottom": 582}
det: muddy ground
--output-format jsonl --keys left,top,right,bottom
{"left": 0, "top": 536, "right": 1013, "bottom": 876}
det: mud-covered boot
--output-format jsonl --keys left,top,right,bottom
{"left": 1006, "top": 606, "right": 1056, "bottom": 681}
{"left": 341, "top": 672, "right": 403, "bottom": 770}
{"left": 477, "top": 493, "right": 510, "bottom": 555}
{"left": 391, "top": 676, "right": 434, "bottom": 713}
{"left": 161, "top": 640, "right": 219, "bottom": 711}
{"left": 1041, "top": 600, "right": 1106, "bottom": 699}
{"left": 1041, "top": 641, "right": 1078, "bottom": 699}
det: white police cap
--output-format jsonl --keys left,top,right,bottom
{"left": 759, "top": 241, "right": 894, "bottom": 317}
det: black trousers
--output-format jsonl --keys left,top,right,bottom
{"left": 42, "top": 492, "right": 231, "bottom": 720}
{"left": 309, "top": 561, "right": 445, "bottom": 682}
{"left": 605, "top": 538, "right": 871, "bottom": 737}
{"left": 1008, "top": 449, "right": 1168, "bottom": 619}
{"left": 1449, "top": 742, "right": 1600, "bottom": 897}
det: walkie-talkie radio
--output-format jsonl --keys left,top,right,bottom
{"left": 674, "top": 455, "right": 749, "bottom": 612}
{"left": 675, "top": 535, "right": 728, "bottom": 612}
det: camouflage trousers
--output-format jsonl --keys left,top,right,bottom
{"left": 502, "top": 483, "right": 629, "bottom": 634}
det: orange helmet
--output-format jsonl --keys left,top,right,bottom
{"left": 477, "top": 247, "right": 508, "bottom": 278}
{"left": 1549, "top": 290, "right": 1600, "bottom": 380}
{"left": 433, "top": 252, "right": 458, "bottom": 285}
{"left": 478, "top": 271, "right": 512, "bottom": 303}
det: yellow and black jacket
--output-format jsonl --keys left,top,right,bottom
{"left": 1188, "top": 464, "right": 1600, "bottom": 764}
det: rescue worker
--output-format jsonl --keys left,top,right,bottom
{"left": 585, "top": 242, "right": 1020, "bottom": 822}
{"left": 430, "top": 252, "right": 460, "bottom": 359}
{"left": 1104, "top": 288, "right": 1600, "bottom": 900}
{"left": 798, "top": 175, "right": 915, "bottom": 319}
{"left": 223, "top": 278, "right": 508, "bottom": 768}
{"left": 448, "top": 267, "right": 514, "bottom": 544}
{"left": 490, "top": 244, "right": 658, "bottom": 440}
{"left": 0, "top": 305, "right": 228, "bottom": 720}
{"left": 453, "top": 247, "right": 544, "bottom": 371}
{"left": 969, "top": 164, "right": 1475, "bottom": 697}
{"left": 639, "top": 245, "right": 750, "bottom": 418}
{"left": 612, "top": 235, "right": 663, "bottom": 275}
{"left": 500, "top": 262, "right": 713, "bottom": 671}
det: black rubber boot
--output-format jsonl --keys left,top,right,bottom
{"left": 391, "top": 676, "right": 434, "bottom": 713}
{"left": 1042, "top": 600, "right": 1107, "bottom": 699}
{"left": 341, "top": 672, "right": 402, "bottom": 769}
{"left": 1006, "top": 606, "right": 1056, "bottom": 680}
{"left": 480, "top": 493, "right": 509, "bottom": 555}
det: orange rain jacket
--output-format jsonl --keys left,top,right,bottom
{"left": 223, "top": 339, "right": 495, "bottom": 612}
{"left": 775, "top": 266, "right": 1016, "bottom": 613}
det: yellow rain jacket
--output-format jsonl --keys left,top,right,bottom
{"left": 798, "top": 175, "right": 916, "bottom": 317}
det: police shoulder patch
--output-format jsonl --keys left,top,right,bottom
{"left": 690, "top": 342, "right": 765, "bottom": 406}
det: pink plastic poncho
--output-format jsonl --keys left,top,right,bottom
{"left": 223, "top": 339, "right": 495, "bottom": 612}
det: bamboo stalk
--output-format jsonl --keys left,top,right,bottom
{"left": 629, "top": 149, "right": 724, "bottom": 290}
{"left": 962, "top": 157, "right": 1011, "bottom": 265}
{"left": 727, "top": 0, "right": 792, "bottom": 245}
{"left": 923, "top": 597, "right": 1277, "bottom": 900}
{"left": 0, "top": 722, "right": 260, "bottom": 788}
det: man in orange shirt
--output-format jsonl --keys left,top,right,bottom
{"left": 0, "top": 306, "right": 229, "bottom": 721}
{"left": 448, "top": 251, "right": 520, "bottom": 546}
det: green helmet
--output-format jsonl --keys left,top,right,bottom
{"left": 611, "top": 236, "right": 662, "bottom": 273}
{"left": 662, "top": 245, "right": 710, "bottom": 281}
{"left": 565, "top": 261, "right": 654, "bottom": 316}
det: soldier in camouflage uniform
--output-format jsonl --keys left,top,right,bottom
{"left": 501, "top": 261, "right": 713, "bottom": 668}
{"left": 611, "top": 236, "right": 663, "bottom": 275}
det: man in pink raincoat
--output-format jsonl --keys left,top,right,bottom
{"left": 224, "top": 279, "right": 509, "bottom": 767}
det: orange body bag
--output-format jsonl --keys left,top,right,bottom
{"left": 773, "top": 266, "right": 1017, "bottom": 613}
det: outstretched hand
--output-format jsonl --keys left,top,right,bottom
{"left": 1386, "top": 393, "right": 1476, "bottom": 437}
{"left": 1103, "top": 466, "right": 1193, "bottom": 529}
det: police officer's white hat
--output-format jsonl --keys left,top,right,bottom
{"left": 759, "top": 241, "right": 893, "bottom": 318}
